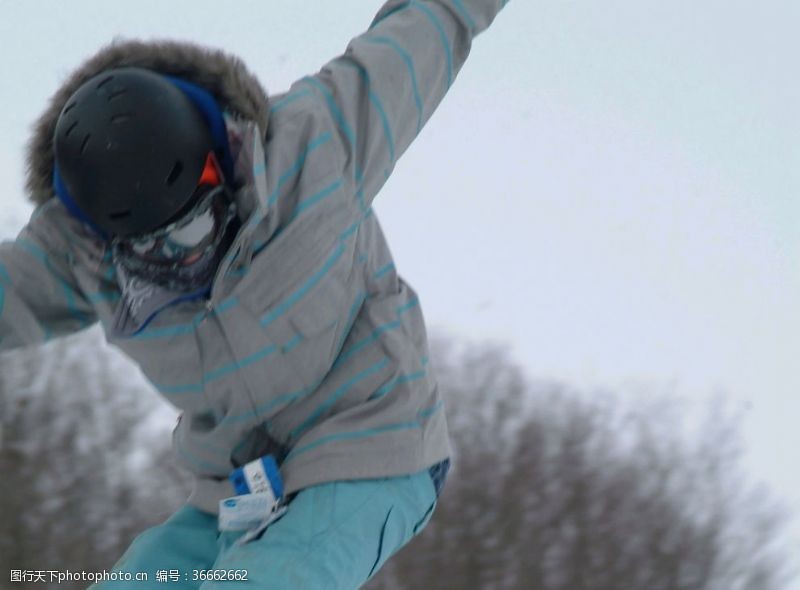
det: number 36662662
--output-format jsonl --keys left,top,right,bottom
{"left": 192, "top": 570, "right": 248, "bottom": 581}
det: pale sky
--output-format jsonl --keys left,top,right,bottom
{"left": 1, "top": 0, "right": 798, "bottom": 577}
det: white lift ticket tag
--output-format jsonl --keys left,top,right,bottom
{"left": 218, "top": 493, "right": 277, "bottom": 532}
{"left": 219, "top": 455, "right": 284, "bottom": 532}
{"left": 242, "top": 460, "right": 274, "bottom": 496}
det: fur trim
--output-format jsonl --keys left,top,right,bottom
{"left": 25, "top": 39, "right": 270, "bottom": 206}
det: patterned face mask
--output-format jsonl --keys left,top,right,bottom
{"left": 111, "top": 185, "right": 239, "bottom": 292}
{"left": 109, "top": 147, "right": 241, "bottom": 293}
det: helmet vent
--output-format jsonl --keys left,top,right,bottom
{"left": 108, "top": 89, "right": 127, "bottom": 101}
{"left": 108, "top": 209, "right": 132, "bottom": 220}
{"left": 111, "top": 113, "right": 132, "bottom": 124}
{"left": 80, "top": 134, "right": 91, "bottom": 155}
{"left": 63, "top": 102, "right": 77, "bottom": 115}
{"left": 64, "top": 121, "right": 79, "bottom": 137}
{"left": 166, "top": 160, "right": 184, "bottom": 186}
{"left": 97, "top": 75, "right": 114, "bottom": 89}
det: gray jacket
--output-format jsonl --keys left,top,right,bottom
{"left": 3, "top": 0, "right": 507, "bottom": 513}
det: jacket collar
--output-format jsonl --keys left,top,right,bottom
{"left": 111, "top": 117, "right": 268, "bottom": 338}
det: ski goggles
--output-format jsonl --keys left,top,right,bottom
{"left": 113, "top": 184, "right": 231, "bottom": 266}
{"left": 111, "top": 151, "right": 236, "bottom": 267}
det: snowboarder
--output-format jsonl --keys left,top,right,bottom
{"left": 3, "top": 1, "right": 507, "bottom": 587}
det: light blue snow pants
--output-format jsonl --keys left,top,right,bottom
{"left": 91, "top": 468, "right": 440, "bottom": 590}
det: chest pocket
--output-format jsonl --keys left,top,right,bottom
{"left": 236, "top": 235, "right": 356, "bottom": 395}
{"left": 284, "top": 275, "right": 347, "bottom": 387}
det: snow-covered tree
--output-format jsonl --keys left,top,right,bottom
{"left": 368, "top": 338, "right": 792, "bottom": 590}
{"left": 0, "top": 333, "right": 792, "bottom": 589}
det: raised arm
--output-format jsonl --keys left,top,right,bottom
{"left": 293, "top": 0, "right": 508, "bottom": 208}
{"left": 0, "top": 201, "right": 97, "bottom": 350}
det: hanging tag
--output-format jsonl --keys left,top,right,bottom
{"left": 218, "top": 493, "right": 276, "bottom": 532}
{"left": 219, "top": 455, "right": 285, "bottom": 532}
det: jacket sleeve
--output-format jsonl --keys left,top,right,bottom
{"left": 0, "top": 204, "right": 97, "bottom": 351}
{"left": 297, "top": 0, "right": 508, "bottom": 208}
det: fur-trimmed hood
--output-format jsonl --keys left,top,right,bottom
{"left": 26, "top": 39, "right": 270, "bottom": 206}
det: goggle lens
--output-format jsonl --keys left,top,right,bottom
{"left": 164, "top": 207, "right": 216, "bottom": 248}
{"left": 117, "top": 184, "right": 230, "bottom": 265}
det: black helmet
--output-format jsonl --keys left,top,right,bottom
{"left": 53, "top": 67, "right": 217, "bottom": 238}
